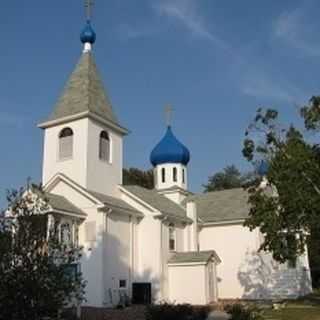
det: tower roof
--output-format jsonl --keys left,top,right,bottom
{"left": 150, "top": 126, "right": 190, "bottom": 166}
{"left": 39, "top": 52, "right": 128, "bottom": 134}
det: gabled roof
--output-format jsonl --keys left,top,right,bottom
{"left": 39, "top": 52, "right": 127, "bottom": 134}
{"left": 45, "top": 192, "right": 87, "bottom": 218}
{"left": 122, "top": 185, "right": 191, "bottom": 223}
{"left": 168, "top": 251, "right": 221, "bottom": 264}
{"left": 86, "top": 189, "right": 143, "bottom": 217}
{"left": 185, "top": 188, "right": 250, "bottom": 223}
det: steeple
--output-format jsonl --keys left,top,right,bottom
{"left": 39, "top": 52, "right": 127, "bottom": 134}
{"left": 38, "top": 1, "right": 127, "bottom": 135}
{"left": 39, "top": 8, "right": 127, "bottom": 197}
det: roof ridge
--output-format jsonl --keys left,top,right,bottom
{"left": 191, "top": 187, "right": 246, "bottom": 198}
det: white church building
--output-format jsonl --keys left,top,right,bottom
{"left": 32, "top": 20, "right": 312, "bottom": 307}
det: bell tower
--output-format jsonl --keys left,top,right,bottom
{"left": 38, "top": 14, "right": 128, "bottom": 197}
{"left": 150, "top": 107, "right": 190, "bottom": 204}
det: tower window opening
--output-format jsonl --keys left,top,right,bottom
{"left": 169, "top": 224, "right": 176, "bottom": 251}
{"left": 59, "top": 127, "right": 73, "bottom": 160}
{"left": 173, "top": 167, "right": 178, "bottom": 182}
{"left": 161, "top": 168, "right": 166, "bottom": 183}
{"left": 99, "top": 131, "right": 110, "bottom": 162}
{"left": 182, "top": 169, "right": 185, "bottom": 183}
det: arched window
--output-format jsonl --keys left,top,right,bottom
{"left": 169, "top": 224, "right": 176, "bottom": 251}
{"left": 161, "top": 168, "right": 166, "bottom": 183}
{"left": 59, "top": 127, "right": 73, "bottom": 159}
{"left": 173, "top": 167, "right": 178, "bottom": 182}
{"left": 182, "top": 169, "right": 185, "bottom": 184}
{"left": 99, "top": 131, "right": 110, "bottom": 162}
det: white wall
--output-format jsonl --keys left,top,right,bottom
{"left": 103, "top": 212, "right": 132, "bottom": 306}
{"left": 155, "top": 163, "right": 187, "bottom": 190}
{"left": 48, "top": 180, "right": 135, "bottom": 307}
{"left": 120, "top": 191, "right": 163, "bottom": 302}
{"left": 168, "top": 264, "right": 207, "bottom": 305}
{"left": 42, "top": 119, "right": 89, "bottom": 187}
{"left": 161, "top": 222, "right": 185, "bottom": 299}
{"left": 199, "top": 223, "right": 312, "bottom": 299}
{"left": 42, "top": 118, "right": 123, "bottom": 197}
{"left": 86, "top": 119, "right": 123, "bottom": 197}
{"left": 80, "top": 207, "right": 105, "bottom": 307}
{"left": 161, "top": 191, "right": 187, "bottom": 205}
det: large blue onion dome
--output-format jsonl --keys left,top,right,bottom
{"left": 257, "top": 160, "right": 269, "bottom": 176}
{"left": 80, "top": 20, "right": 96, "bottom": 44}
{"left": 150, "top": 126, "right": 190, "bottom": 166}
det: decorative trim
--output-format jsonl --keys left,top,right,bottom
{"left": 38, "top": 111, "right": 129, "bottom": 136}
{"left": 168, "top": 262, "right": 208, "bottom": 267}
{"left": 44, "top": 173, "right": 104, "bottom": 207}
{"left": 201, "top": 219, "right": 245, "bottom": 227}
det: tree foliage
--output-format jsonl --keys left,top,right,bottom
{"left": 123, "top": 167, "right": 154, "bottom": 189}
{"left": 203, "top": 165, "right": 254, "bottom": 192}
{"left": 243, "top": 104, "right": 320, "bottom": 266}
{"left": 0, "top": 184, "right": 85, "bottom": 320}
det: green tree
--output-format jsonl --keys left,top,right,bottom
{"left": 203, "top": 165, "right": 254, "bottom": 192}
{"left": 123, "top": 167, "right": 154, "bottom": 189}
{"left": 243, "top": 106, "right": 320, "bottom": 268}
{"left": 0, "top": 184, "right": 86, "bottom": 320}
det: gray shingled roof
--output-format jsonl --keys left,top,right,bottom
{"left": 45, "top": 52, "right": 124, "bottom": 130}
{"left": 168, "top": 251, "right": 220, "bottom": 264}
{"left": 45, "top": 192, "right": 87, "bottom": 217}
{"left": 122, "top": 185, "right": 191, "bottom": 222}
{"left": 86, "top": 189, "right": 143, "bottom": 217}
{"left": 185, "top": 188, "right": 250, "bottom": 223}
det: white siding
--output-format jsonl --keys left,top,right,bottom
{"left": 199, "top": 223, "right": 312, "bottom": 299}
{"left": 168, "top": 264, "right": 207, "bottom": 305}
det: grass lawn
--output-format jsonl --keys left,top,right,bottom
{"left": 262, "top": 293, "right": 320, "bottom": 320}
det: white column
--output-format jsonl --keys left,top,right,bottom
{"left": 186, "top": 201, "right": 198, "bottom": 251}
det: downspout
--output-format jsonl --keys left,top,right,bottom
{"left": 103, "top": 208, "right": 112, "bottom": 306}
{"left": 129, "top": 215, "right": 134, "bottom": 298}
{"left": 160, "top": 219, "right": 163, "bottom": 299}
{"left": 160, "top": 216, "right": 169, "bottom": 300}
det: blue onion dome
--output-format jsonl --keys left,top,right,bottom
{"left": 80, "top": 20, "right": 96, "bottom": 44}
{"left": 150, "top": 126, "right": 190, "bottom": 166}
{"left": 257, "top": 160, "right": 269, "bottom": 176}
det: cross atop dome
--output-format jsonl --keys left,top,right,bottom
{"left": 165, "top": 104, "right": 173, "bottom": 127}
{"left": 81, "top": 0, "right": 96, "bottom": 53}
{"left": 85, "top": 0, "right": 94, "bottom": 21}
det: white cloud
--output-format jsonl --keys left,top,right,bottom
{"left": 240, "top": 67, "right": 306, "bottom": 103}
{"left": 152, "top": 0, "right": 229, "bottom": 50}
{"left": 272, "top": 4, "right": 320, "bottom": 56}
{"left": 115, "top": 23, "right": 161, "bottom": 40}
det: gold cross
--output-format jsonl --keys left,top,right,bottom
{"left": 85, "top": 0, "right": 94, "bottom": 20}
{"left": 165, "top": 105, "right": 173, "bottom": 126}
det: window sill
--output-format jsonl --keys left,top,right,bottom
{"left": 99, "top": 158, "right": 112, "bottom": 165}
{"left": 57, "top": 157, "right": 73, "bottom": 162}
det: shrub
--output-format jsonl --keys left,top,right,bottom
{"left": 224, "top": 304, "right": 263, "bottom": 320}
{"left": 145, "top": 303, "right": 210, "bottom": 320}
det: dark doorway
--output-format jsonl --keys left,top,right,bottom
{"left": 132, "top": 282, "right": 152, "bottom": 304}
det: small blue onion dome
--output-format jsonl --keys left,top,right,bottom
{"left": 80, "top": 20, "right": 96, "bottom": 44}
{"left": 257, "top": 160, "right": 269, "bottom": 176}
{"left": 150, "top": 126, "right": 190, "bottom": 166}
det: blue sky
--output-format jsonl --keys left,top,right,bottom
{"left": 0, "top": 0, "right": 320, "bottom": 206}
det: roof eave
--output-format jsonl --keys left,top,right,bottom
{"left": 201, "top": 218, "right": 246, "bottom": 227}
{"left": 99, "top": 204, "right": 144, "bottom": 218}
{"left": 38, "top": 111, "right": 129, "bottom": 136}
{"left": 155, "top": 213, "right": 192, "bottom": 225}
